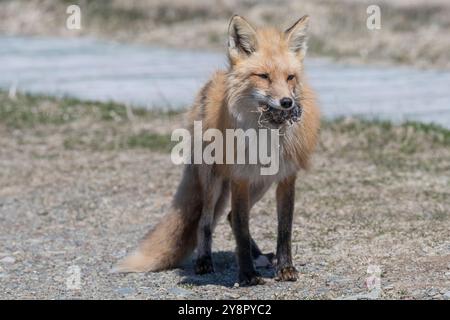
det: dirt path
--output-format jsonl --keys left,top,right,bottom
{"left": 0, "top": 93, "right": 449, "bottom": 299}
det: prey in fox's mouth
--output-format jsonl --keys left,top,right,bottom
{"left": 258, "top": 102, "right": 303, "bottom": 125}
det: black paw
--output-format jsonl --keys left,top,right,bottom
{"left": 239, "top": 270, "right": 265, "bottom": 286}
{"left": 275, "top": 265, "right": 299, "bottom": 282}
{"left": 195, "top": 255, "right": 214, "bottom": 274}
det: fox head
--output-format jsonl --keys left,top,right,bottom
{"left": 226, "top": 15, "right": 310, "bottom": 129}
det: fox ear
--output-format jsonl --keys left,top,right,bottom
{"left": 228, "top": 15, "right": 257, "bottom": 59}
{"left": 285, "top": 15, "right": 310, "bottom": 58}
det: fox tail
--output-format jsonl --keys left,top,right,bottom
{"left": 112, "top": 165, "right": 202, "bottom": 272}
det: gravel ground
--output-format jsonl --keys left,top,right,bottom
{"left": 0, "top": 93, "right": 449, "bottom": 300}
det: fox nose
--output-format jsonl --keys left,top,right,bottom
{"left": 280, "top": 97, "right": 293, "bottom": 109}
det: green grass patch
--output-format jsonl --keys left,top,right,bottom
{"left": 322, "top": 117, "right": 450, "bottom": 149}
{"left": 0, "top": 90, "right": 178, "bottom": 128}
{"left": 2, "top": 90, "right": 450, "bottom": 156}
{"left": 62, "top": 131, "right": 174, "bottom": 152}
{"left": 125, "top": 132, "right": 174, "bottom": 152}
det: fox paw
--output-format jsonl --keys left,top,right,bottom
{"left": 239, "top": 271, "right": 265, "bottom": 286}
{"left": 275, "top": 266, "right": 299, "bottom": 282}
{"left": 195, "top": 256, "right": 214, "bottom": 274}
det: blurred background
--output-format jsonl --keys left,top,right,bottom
{"left": 1, "top": 0, "right": 449, "bottom": 126}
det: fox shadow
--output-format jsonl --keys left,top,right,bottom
{"left": 177, "top": 251, "right": 275, "bottom": 287}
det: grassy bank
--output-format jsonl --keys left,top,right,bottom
{"left": 1, "top": 90, "right": 449, "bottom": 155}
{"left": 1, "top": 0, "right": 450, "bottom": 69}
{"left": 1, "top": 91, "right": 449, "bottom": 299}
{"left": 0, "top": 91, "right": 176, "bottom": 152}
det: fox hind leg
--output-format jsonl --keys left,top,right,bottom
{"left": 195, "top": 168, "right": 223, "bottom": 274}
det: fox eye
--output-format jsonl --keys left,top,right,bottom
{"left": 287, "top": 74, "right": 295, "bottom": 81}
{"left": 256, "top": 73, "right": 270, "bottom": 80}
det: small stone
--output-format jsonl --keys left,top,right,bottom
{"left": 326, "top": 276, "right": 352, "bottom": 285}
{"left": 115, "top": 287, "right": 135, "bottom": 296}
{"left": 384, "top": 285, "right": 394, "bottom": 291}
{"left": 445, "top": 272, "right": 450, "bottom": 277}
{"left": 76, "top": 213, "right": 86, "bottom": 221}
{"left": 224, "top": 292, "right": 240, "bottom": 299}
{"left": 37, "top": 211, "right": 48, "bottom": 216}
{"left": 427, "top": 289, "right": 439, "bottom": 297}
{"left": 342, "top": 293, "right": 372, "bottom": 300}
{"left": 443, "top": 291, "right": 450, "bottom": 300}
{"left": 411, "top": 289, "right": 422, "bottom": 296}
{"left": 168, "top": 287, "right": 192, "bottom": 297}
{"left": 316, "top": 287, "right": 329, "bottom": 295}
{"left": 0, "top": 256, "right": 16, "bottom": 264}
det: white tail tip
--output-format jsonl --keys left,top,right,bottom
{"left": 111, "top": 250, "right": 155, "bottom": 273}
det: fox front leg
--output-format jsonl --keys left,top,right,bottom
{"left": 275, "top": 174, "right": 299, "bottom": 281}
{"left": 226, "top": 182, "right": 274, "bottom": 268}
{"left": 227, "top": 212, "right": 274, "bottom": 267}
{"left": 231, "top": 180, "right": 265, "bottom": 286}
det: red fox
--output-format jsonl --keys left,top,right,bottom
{"left": 114, "top": 15, "right": 320, "bottom": 286}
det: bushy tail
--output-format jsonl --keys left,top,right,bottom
{"left": 112, "top": 165, "right": 202, "bottom": 272}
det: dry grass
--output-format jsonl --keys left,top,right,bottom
{"left": 1, "top": 0, "right": 449, "bottom": 69}
{"left": 0, "top": 91, "right": 449, "bottom": 299}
